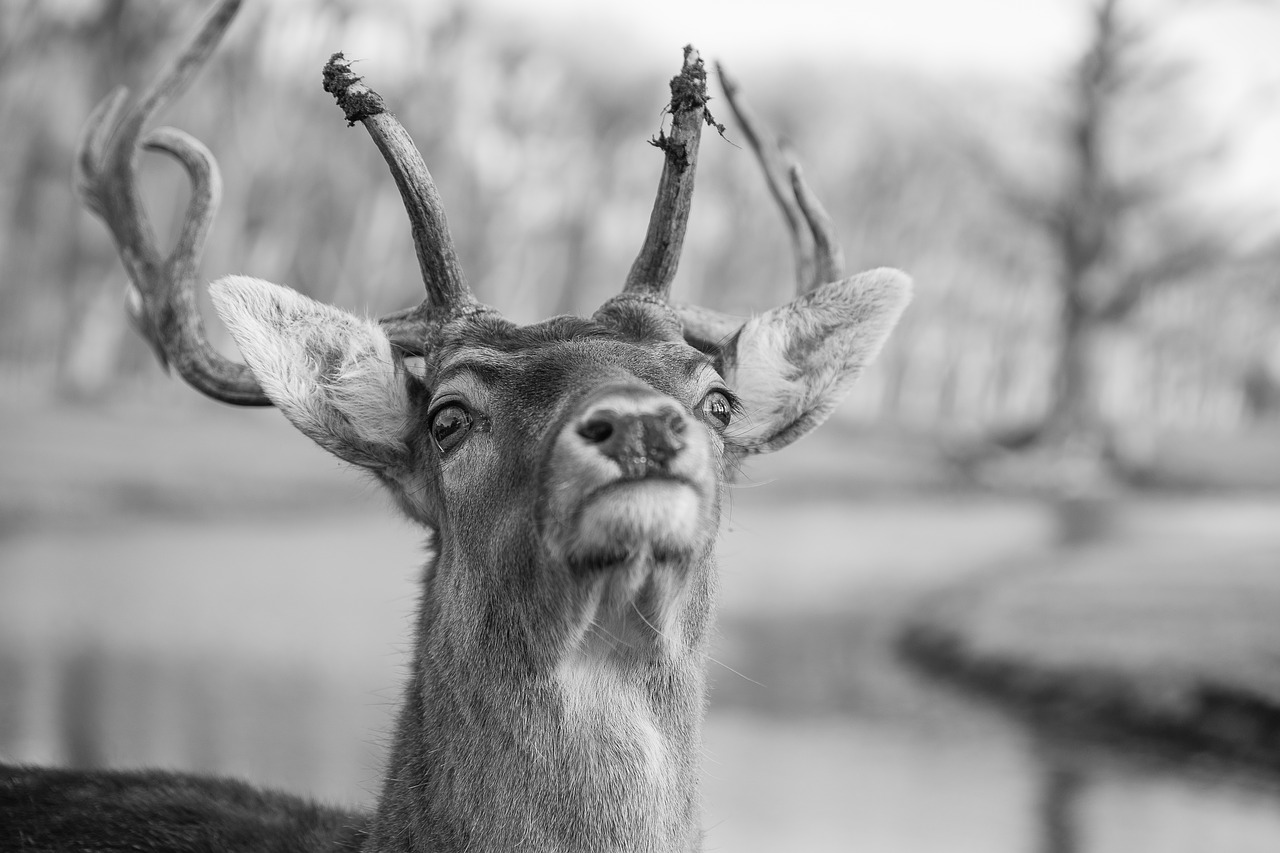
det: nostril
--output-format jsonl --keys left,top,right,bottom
{"left": 665, "top": 409, "right": 687, "bottom": 435}
{"left": 577, "top": 418, "right": 615, "bottom": 444}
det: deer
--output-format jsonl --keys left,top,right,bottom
{"left": 0, "top": 1, "right": 910, "bottom": 851}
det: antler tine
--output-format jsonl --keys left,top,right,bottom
{"left": 74, "top": 0, "right": 269, "bottom": 405}
{"left": 123, "top": 0, "right": 243, "bottom": 154}
{"left": 622, "top": 46, "right": 711, "bottom": 301}
{"left": 787, "top": 157, "right": 846, "bottom": 286}
{"left": 143, "top": 128, "right": 220, "bottom": 302}
{"left": 323, "top": 54, "right": 475, "bottom": 320}
{"left": 140, "top": 125, "right": 269, "bottom": 402}
{"left": 716, "top": 62, "right": 845, "bottom": 294}
{"left": 76, "top": 87, "right": 130, "bottom": 218}
{"left": 715, "top": 62, "right": 812, "bottom": 290}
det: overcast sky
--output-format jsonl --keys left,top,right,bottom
{"left": 474, "top": 0, "right": 1277, "bottom": 77}
{"left": 477, "top": 0, "right": 1085, "bottom": 75}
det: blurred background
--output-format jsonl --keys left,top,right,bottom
{"left": 3, "top": 0, "right": 1280, "bottom": 850}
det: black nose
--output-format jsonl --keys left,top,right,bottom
{"left": 577, "top": 405, "right": 687, "bottom": 477}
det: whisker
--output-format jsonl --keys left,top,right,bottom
{"left": 630, "top": 600, "right": 669, "bottom": 643}
{"left": 587, "top": 620, "right": 634, "bottom": 652}
{"left": 723, "top": 478, "right": 775, "bottom": 489}
{"left": 707, "top": 655, "right": 767, "bottom": 688}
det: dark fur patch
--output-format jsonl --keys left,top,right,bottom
{"left": 0, "top": 765, "right": 367, "bottom": 852}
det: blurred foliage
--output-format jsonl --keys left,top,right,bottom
{"left": 1, "top": 0, "right": 1279, "bottom": 436}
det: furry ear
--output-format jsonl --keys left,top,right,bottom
{"left": 210, "top": 276, "right": 412, "bottom": 471}
{"left": 707, "top": 268, "right": 911, "bottom": 454}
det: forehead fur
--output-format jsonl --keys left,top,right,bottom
{"left": 423, "top": 313, "right": 712, "bottom": 391}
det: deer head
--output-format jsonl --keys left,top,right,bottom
{"left": 74, "top": 1, "right": 910, "bottom": 850}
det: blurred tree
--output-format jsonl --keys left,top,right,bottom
{"left": 984, "top": 0, "right": 1238, "bottom": 475}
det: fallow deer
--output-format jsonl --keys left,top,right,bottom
{"left": 0, "top": 1, "right": 910, "bottom": 851}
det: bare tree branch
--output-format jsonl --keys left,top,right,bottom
{"left": 1097, "top": 231, "right": 1230, "bottom": 320}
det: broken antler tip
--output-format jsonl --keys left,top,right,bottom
{"left": 322, "top": 52, "right": 387, "bottom": 127}
{"left": 669, "top": 48, "right": 709, "bottom": 118}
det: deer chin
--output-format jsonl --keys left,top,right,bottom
{"left": 562, "top": 527, "right": 695, "bottom": 678}
{"left": 562, "top": 476, "right": 707, "bottom": 574}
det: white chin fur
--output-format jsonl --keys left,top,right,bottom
{"left": 574, "top": 480, "right": 702, "bottom": 559}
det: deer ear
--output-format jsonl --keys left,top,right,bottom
{"left": 210, "top": 276, "right": 411, "bottom": 471}
{"left": 713, "top": 268, "right": 911, "bottom": 455}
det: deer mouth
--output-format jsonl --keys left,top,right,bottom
{"left": 587, "top": 473, "right": 697, "bottom": 501}
{"left": 562, "top": 475, "right": 708, "bottom": 574}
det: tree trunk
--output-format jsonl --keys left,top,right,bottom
{"left": 1042, "top": 295, "right": 1121, "bottom": 544}
{"left": 1043, "top": 299, "right": 1102, "bottom": 447}
{"left": 1036, "top": 743, "right": 1087, "bottom": 853}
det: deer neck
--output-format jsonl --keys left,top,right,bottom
{"left": 364, "top": 534, "right": 717, "bottom": 853}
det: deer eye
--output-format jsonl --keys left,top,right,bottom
{"left": 699, "top": 390, "right": 734, "bottom": 429}
{"left": 429, "top": 403, "right": 472, "bottom": 455}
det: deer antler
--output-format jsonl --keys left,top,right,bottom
{"left": 77, "top": 0, "right": 484, "bottom": 394}
{"left": 322, "top": 54, "right": 479, "bottom": 335}
{"left": 75, "top": 0, "right": 270, "bottom": 405}
{"left": 716, "top": 62, "right": 846, "bottom": 294}
{"left": 622, "top": 46, "right": 712, "bottom": 301}
{"left": 669, "top": 64, "right": 852, "bottom": 350}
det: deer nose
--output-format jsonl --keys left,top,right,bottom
{"left": 577, "top": 399, "right": 688, "bottom": 477}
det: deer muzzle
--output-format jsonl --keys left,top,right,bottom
{"left": 543, "top": 384, "right": 717, "bottom": 572}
